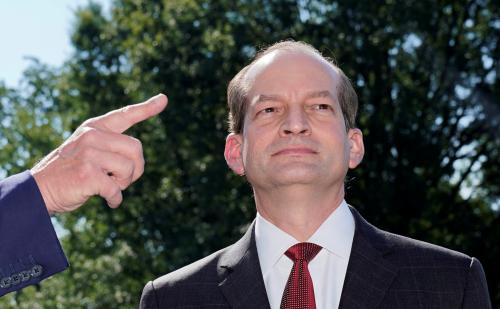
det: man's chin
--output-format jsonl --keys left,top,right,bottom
{"left": 268, "top": 165, "right": 322, "bottom": 185}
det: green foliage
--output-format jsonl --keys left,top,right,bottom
{"left": 1, "top": 0, "right": 498, "bottom": 307}
{"left": 0, "top": 60, "right": 67, "bottom": 176}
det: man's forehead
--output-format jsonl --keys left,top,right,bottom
{"left": 243, "top": 51, "right": 341, "bottom": 100}
{"left": 245, "top": 49, "right": 340, "bottom": 83}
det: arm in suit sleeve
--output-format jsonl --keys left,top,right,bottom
{"left": 140, "top": 281, "right": 159, "bottom": 309}
{"left": 0, "top": 171, "right": 69, "bottom": 297}
{"left": 461, "top": 257, "right": 492, "bottom": 309}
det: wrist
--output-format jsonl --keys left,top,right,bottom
{"left": 31, "top": 169, "right": 57, "bottom": 215}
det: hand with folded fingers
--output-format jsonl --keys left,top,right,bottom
{"left": 31, "top": 93, "right": 168, "bottom": 214}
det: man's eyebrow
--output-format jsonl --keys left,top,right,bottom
{"left": 255, "top": 94, "right": 285, "bottom": 104}
{"left": 305, "top": 90, "right": 334, "bottom": 100}
{"left": 254, "top": 90, "right": 334, "bottom": 104}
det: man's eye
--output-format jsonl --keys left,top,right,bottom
{"left": 313, "top": 104, "right": 332, "bottom": 110}
{"left": 255, "top": 106, "right": 280, "bottom": 118}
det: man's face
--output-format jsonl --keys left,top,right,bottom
{"left": 225, "top": 51, "right": 364, "bottom": 191}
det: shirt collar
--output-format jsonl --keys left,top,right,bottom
{"left": 255, "top": 211, "right": 297, "bottom": 278}
{"left": 308, "top": 200, "right": 354, "bottom": 258}
{"left": 255, "top": 200, "right": 355, "bottom": 277}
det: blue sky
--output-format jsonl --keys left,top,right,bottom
{"left": 0, "top": 0, "right": 110, "bottom": 88}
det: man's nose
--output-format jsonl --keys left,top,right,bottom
{"left": 279, "top": 107, "right": 311, "bottom": 136}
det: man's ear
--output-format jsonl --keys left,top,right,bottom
{"left": 224, "top": 133, "right": 245, "bottom": 175}
{"left": 347, "top": 128, "right": 364, "bottom": 169}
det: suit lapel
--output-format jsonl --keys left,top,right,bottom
{"left": 217, "top": 222, "right": 271, "bottom": 309}
{"left": 339, "top": 207, "right": 398, "bottom": 309}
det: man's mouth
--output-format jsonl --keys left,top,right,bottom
{"left": 272, "top": 147, "right": 317, "bottom": 156}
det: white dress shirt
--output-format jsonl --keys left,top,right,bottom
{"left": 255, "top": 200, "right": 355, "bottom": 309}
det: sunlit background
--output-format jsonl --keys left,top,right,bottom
{"left": 0, "top": 0, "right": 110, "bottom": 87}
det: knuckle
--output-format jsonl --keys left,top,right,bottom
{"left": 80, "top": 119, "right": 92, "bottom": 128}
{"left": 117, "top": 181, "right": 128, "bottom": 191}
{"left": 111, "top": 193, "right": 123, "bottom": 208}
{"left": 130, "top": 138, "right": 145, "bottom": 176}
{"left": 138, "top": 152, "right": 145, "bottom": 167}
{"left": 78, "top": 147, "right": 94, "bottom": 159}
{"left": 127, "top": 161, "right": 136, "bottom": 177}
{"left": 138, "top": 157, "right": 145, "bottom": 174}
{"left": 117, "top": 163, "right": 134, "bottom": 188}
{"left": 103, "top": 181, "right": 120, "bottom": 198}
{"left": 134, "top": 156, "right": 145, "bottom": 177}
{"left": 79, "top": 127, "right": 99, "bottom": 144}
{"left": 81, "top": 118, "right": 97, "bottom": 128}
{"left": 110, "top": 185, "right": 122, "bottom": 198}
{"left": 76, "top": 161, "right": 95, "bottom": 182}
{"left": 132, "top": 137, "right": 143, "bottom": 153}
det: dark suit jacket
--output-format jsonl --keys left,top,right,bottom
{"left": 140, "top": 207, "right": 491, "bottom": 308}
{"left": 0, "top": 171, "right": 68, "bottom": 297}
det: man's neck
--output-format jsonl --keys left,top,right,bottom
{"left": 254, "top": 184, "right": 345, "bottom": 241}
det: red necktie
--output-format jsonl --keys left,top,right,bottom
{"left": 280, "top": 242, "right": 322, "bottom": 309}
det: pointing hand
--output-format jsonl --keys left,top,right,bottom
{"left": 31, "top": 94, "right": 168, "bottom": 214}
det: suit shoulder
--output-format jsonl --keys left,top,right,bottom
{"left": 380, "top": 229, "right": 473, "bottom": 266}
{"left": 350, "top": 206, "right": 473, "bottom": 266}
{"left": 151, "top": 245, "right": 229, "bottom": 290}
{"left": 141, "top": 244, "right": 238, "bottom": 308}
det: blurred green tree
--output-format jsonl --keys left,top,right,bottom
{"left": 1, "top": 0, "right": 498, "bottom": 307}
{"left": 0, "top": 60, "right": 67, "bottom": 176}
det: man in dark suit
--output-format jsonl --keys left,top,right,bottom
{"left": 140, "top": 41, "right": 491, "bottom": 308}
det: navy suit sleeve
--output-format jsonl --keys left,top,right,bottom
{"left": 0, "top": 171, "right": 69, "bottom": 297}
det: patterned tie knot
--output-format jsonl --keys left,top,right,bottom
{"left": 285, "top": 242, "right": 322, "bottom": 263}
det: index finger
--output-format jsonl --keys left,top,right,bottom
{"left": 91, "top": 93, "right": 168, "bottom": 133}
